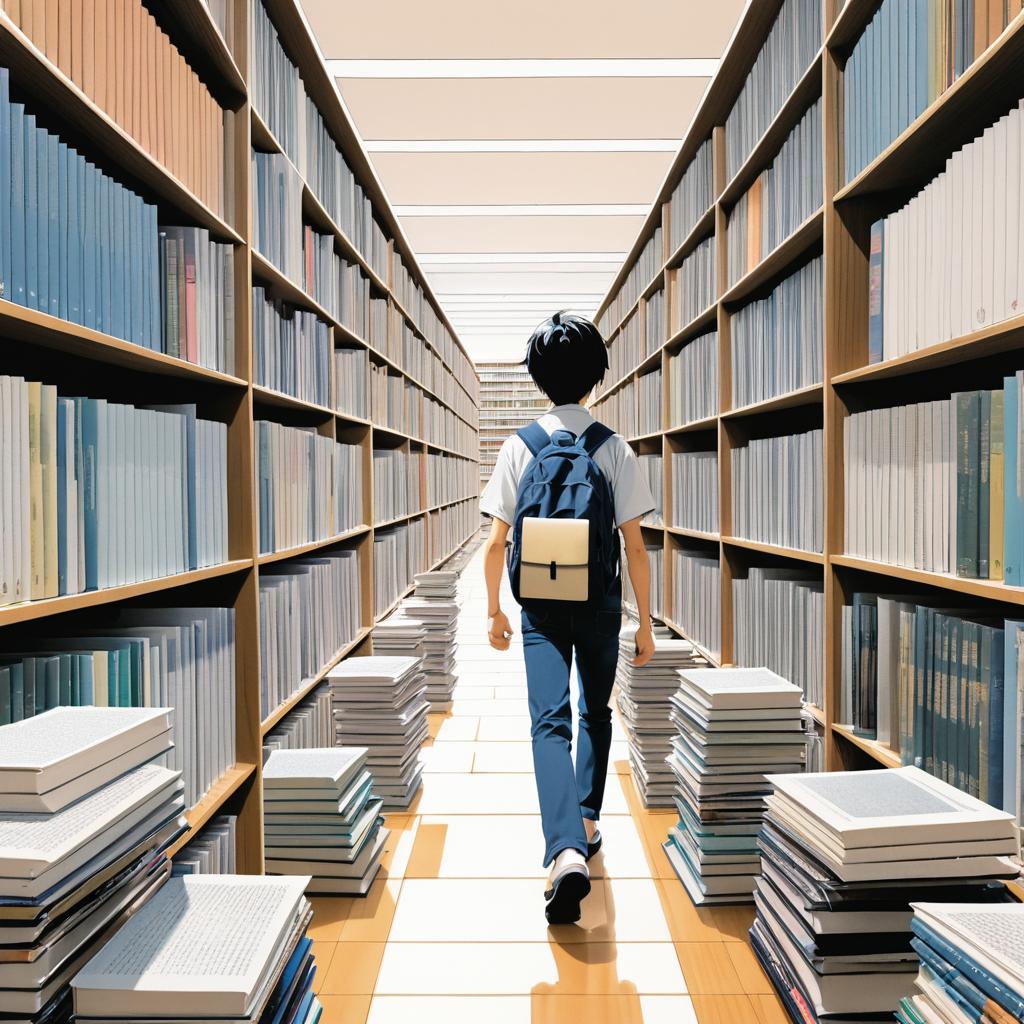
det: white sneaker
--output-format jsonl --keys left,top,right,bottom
{"left": 544, "top": 849, "right": 590, "bottom": 924}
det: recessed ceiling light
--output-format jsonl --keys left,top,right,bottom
{"left": 327, "top": 58, "right": 718, "bottom": 78}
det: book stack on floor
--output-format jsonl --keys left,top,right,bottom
{"left": 0, "top": 707, "right": 185, "bottom": 1024}
{"left": 262, "top": 747, "right": 387, "bottom": 896}
{"left": 372, "top": 615, "right": 427, "bottom": 671}
{"left": 71, "top": 875, "right": 319, "bottom": 1024}
{"left": 663, "top": 667, "right": 804, "bottom": 906}
{"left": 615, "top": 625, "right": 709, "bottom": 807}
{"left": 328, "top": 657, "right": 428, "bottom": 809}
{"left": 750, "top": 766, "right": 1019, "bottom": 1023}
{"left": 900, "top": 902, "right": 1024, "bottom": 1024}
{"left": 403, "top": 570, "right": 461, "bottom": 709}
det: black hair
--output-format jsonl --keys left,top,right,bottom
{"left": 523, "top": 311, "right": 609, "bottom": 406}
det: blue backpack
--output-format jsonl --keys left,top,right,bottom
{"left": 507, "top": 421, "right": 619, "bottom": 604}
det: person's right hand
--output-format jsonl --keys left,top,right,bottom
{"left": 633, "top": 623, "right": 655, "bottom": 667}
{"left": 487, "top": 610, "right": 514, "bottom": 651}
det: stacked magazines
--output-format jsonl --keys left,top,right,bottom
{"left": 902, "top": 902, "right": 1024, "bottom": 1024}
{"left": 0, "top": 707, "right": 185, "bottom": 1024}
{"left": 663, "top": 667, "right": 804, "bottom": 905}
{"left": 615, "top": 625, "right": 708, "bottom": 806}
{"left": 328, "top": 656, "right": 429, "bottom": 808}
{"left": 262, "top": 747, "right": 387, "bottom": 896}
{"left": 405, "top": 570, "right": 461, "bottom": 709}
{"left": 71, "top": 875, "right": 319, "bottom": 1024}
{"left": 750, "top": 766, "right": 1019, "bottom": 1023}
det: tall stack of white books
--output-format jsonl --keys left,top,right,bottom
{"left": 404, "top": 570, "right": 461, "bottom": 709}
{"left": 0, "top": 707, "right": 185, "bottom": 1024}
{"left": 615, "top": 625, "right": 708, "bottom": 807}
{"left": 72, "top": 875, "right": 319, "bottom": 1024}
{"left": 262, "top": 747, "right": 387, "bottom": 896}
{"left": 750, "top": 767, "right": 1020, "bottom": 1023}
{"left": 663, "top": 667, "right": 804, "bottom": 906}
{"left": 372, "top": 615, "right": 427, "bottom": 666}
{"left": 328, "top": 656, "right": 429, "bottom": 809}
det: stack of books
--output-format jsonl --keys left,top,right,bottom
{"left": 663, "top": 667, "right": 804, "bottom": 906}
{"left": 262, "top": 748, "right": 387, "bottom": 896}
{"left": 372, "top": 614, "right": 427, "bottom": 668}
{"left": 72, "top": 875, "right": 319, "bottom": 1024}
{"left": 328, "top": 656, "right": 429, "bottom": 809}
{"left": 405, "top": 570, "right": 461, "bottom": 709}
{"left": 750, "top": 766, "right": 1019, "bottom": 1022}
{"left": 901, "top": 902, "right": 1024, "bottom": 1023}
{"left": 615, "top": 625, "right": 708, "bottom": 807}
{"left": 0, "top": 707, "right": 185, "bottom": 1023}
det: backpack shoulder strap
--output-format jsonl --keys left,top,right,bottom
{"left": 579, "top": 421, "right": 614, "bottom": 457}
{"left": 517, "top": 422, "right": 550, "bottom": 458}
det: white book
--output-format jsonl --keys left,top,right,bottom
{"left": 1006, "top": 105, "right": 1021, "bottom": 321}
{"left": 0, "top": 707, "right": 173, "bottom": 796}
{"left": 71, "top": 875, "right": 310, "bottom": 1018}
{"left": 993, "top": 114, "right": 1009, "bottom": 325}
{"left": 981, "top": 122, "right": 996, "bottom": 329}
{"left": 262, "top": 747, "right": 367, "bottom": 791}
{"left": 0, "top": 377, "right": 12, "bottom": 607}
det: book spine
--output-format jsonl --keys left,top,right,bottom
{"left": 956, "top": 390, "right": 980, "bottom": 577}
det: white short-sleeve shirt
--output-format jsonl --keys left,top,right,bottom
{"left": 479, "top": 404, "right": 656, "bottom": 528}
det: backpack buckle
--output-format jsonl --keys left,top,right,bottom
{"left": 549, "top": 560, "right": 557, "bottom": 580}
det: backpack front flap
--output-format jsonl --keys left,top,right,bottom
{"left": 519, "top": 516, "right": 589, "bottom": 601}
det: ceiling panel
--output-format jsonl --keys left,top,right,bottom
{"left": 335, "top": 77, "right": 710, "bottom": 140}
{"left": 428, "top": 271, "right": 615, "bottom": 295}
{"left": 368, "top": 151, "right": 672, "bottom": 205}
{"left": 302, "top": 0, "right": 745, "bottom": 58}
{"left": 399, "top": 215, "right": 647, "bottom": 254}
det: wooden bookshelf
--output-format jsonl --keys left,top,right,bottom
{"left": 0, "top": 0, "right": 479, "bottom": 875}
{"left": 589, "top": 0, "right": 1024, "bottom": 786}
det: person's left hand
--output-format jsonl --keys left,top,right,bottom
{"left": 633, "top": 623, "right": 655, "bottom": 667}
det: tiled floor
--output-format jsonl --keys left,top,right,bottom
{"left": 310, "top": 545, "right": 788, "bottom": 1023}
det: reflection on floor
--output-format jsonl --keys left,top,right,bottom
{"left": 309, "top": 545, "right": 789, "bottom": 1023}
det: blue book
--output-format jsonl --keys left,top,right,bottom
{"left": 914, "top": 0, "right": 928, "bottom": 120}
{"left": 868, "top": 220, "right": 885, "bottom": 361}
{"left": 36, "top": 122, "right": 49, "bottom": 315}
{"left": 24, "top": 112, "right": 38, "bottom": 311}
{"left": 68, "top": 147, "right": 81, "bottom": 324}
{"left": 56, "top": 142, "right": 69, "bottom": 321}
{"left": 911, "top": 919, "right": 1024, "bottom": 1020}
{"left": 913, "top": 604, "right": 928, "bottom": 769}
{"left": 979, "top": 389, "right": 992, "bottom": 578}
{"left": 56, "top": 397, "right": 68, "bottom": 595}
{"left": 1004, "top": 375, "right": 1023, "bottom": 584}
{"left": 97, "top": 172, "right": 109, "bottom": 335}
{"left": 9, "top": 101, "right": 26, "bottom": 306}
{"left": 984, "top": 622, "right": 1004, "bottom": 807}
{"left": 0, "top": 68, "right": 10, "bottom": 303}
{"left": 129, "top": 195, "right": 142, "bottom": 346}
{"left": 47, "top": 133, "right": 59, "bottom": 318}
{"left": 1003, "top": 619, "right": 1024, "bottom": 819}
{"left": 79, "top": 397, "right": 100, "bottom": 591}
{"left": 956, "top": 391, "right": 981, "bottom": 578}
{"left": 0, "top": 667, "right": 10, "bottom": 726}
{"left": 147, "top": 202, "right": 160, "bottom": 348}
{"left": 896, "top": 0, "right": 909, "bottom": 136}
{"left": 82, "top": 161, "right": 96, "bottom": 330}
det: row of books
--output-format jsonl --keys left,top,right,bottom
{"left": 256, "top": 421, "right": 363, "bottom": 555}
{"left": 259, "top": 549, "right": 363, "bottom": 722}
{"left": 733, "top": 566, "right": 824, "bottom": 708}
{"left": 645, "top": 288, "right": 665, "bottom": 357}
{"left": 302, "top": 225, "right": 370, "bottom": 334}
{"left": 723, "top": 0, "right": 821, "bottom": 181}
{"left": 672, "top": 451, "right": 720, "bottom": 534}
{"left": 638, "top": 368, "right": 662, "bottom": 436}
{"left": 172, "top": 813, "right": 237, "bottom": 876}
{"left": 604, "top": 308, "right": 642, "bottom": 391}
{"left": 592, "top": 374, "right": 637, "bottom": 439}
{"left": 844, "top": 0, "right": 1020, "bottom": 184}
{"left": 669, "top": 234, "right": 716, "bottom": 334}
{"left": 250, "top": 0, "right": 387, "bottom": 278}
{"left": 751, "top": 766, "right": 1019, "bottom": 1022}
{"left": 0, "top": 608, "right": 235, "bottom": 809}
{"left": 0, "top": 71, "right": 235, "bottom": 373}
{"left": 425, "top": 394, "right": 478, "bottom": 458}
{"left": 638, "top": 453, "right": 664, "bottom": 526}
{"left": 731, "top": 255, "right": 822, "bottom": 409}
{"left": 732, "top": 427, "right": 824, "bottom": 553}
{"left": 666, "top": 138, "right": 713, "bottom": 256}
{"left": 624, "top": 539, "right": 665, "bottom": 621}
{"left": 263, "top": 684, "right": 334, "bottom": 760}
{"left": 335, "top": 346, "right": 369, "bottom": 420}
{"left": 727, "top": 99, "right": 823, "bottom": 287}
{"left": 0, "top": 380, "right": 228, "bottom": 607}
{"left": 251, "top": 150, "right": 303, "bottom": 285}
{"left": 670, "top": 544, "right": 722, "bottom": 660}
{"left": 371, "top": 362, "right": 418, "bottom": 434}
{"left": 370, "top": 294, "right": 389, "bottom": 354}
{"left": 844, "top": 379, "right": 1024, "bottom": 581}
{"left": 372, "top": 448, "right": 422, "bottom": 523}
{"left": 600, "top": 227, "right": 663, "bottom": 338}
{"left": 373, "top": 519, "right": 428, "bottom": 618}
{"left": 839, "top": 594, "right": 1024, "bottom": 821}
{"left": 429, "top": 501, "right": 477, "bottom": 567}
{"left": 3, "top": 0, "right": 226, "bottom": 215}
{"left": 868, "top": 98, "right": 1024, "bottom": 364}
{"left": 426, "top": 452, "right": 476, "bottom": 508}
{"left": 252, "top": 288, "right": 332, "bottom": 408}
{"left": 668, "top": 329, "right": 719, "bottom": 427}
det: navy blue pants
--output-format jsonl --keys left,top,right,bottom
{"left": 520, "top": 600, "right": 622, "bottom": 866}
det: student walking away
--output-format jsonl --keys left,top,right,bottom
{"left": 479, "top": 312, "right": 656, "bottom": 925}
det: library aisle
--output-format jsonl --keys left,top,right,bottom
{"left": 306, "top": 545, "right": 788, "bottom": 1024}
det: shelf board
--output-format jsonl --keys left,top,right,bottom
{"left": 0, "top": 301, "right": 247, "bottom": 388}
{"left": 665, "top": 206, "right": 717, "bottom": 270}
{"left": 251, "top": 251, "right": 333, "bottom": 322}
{"left": 667, "top": 414, "right": 719, "bottom": 435}
{"left": 666, "top": 304, "right": 718, "bottom": 352}
{"left": 826, "top": 0, "right": 882, "bottom": 53}
{"left": 721, "top": 383, "right": 825, "bottom": 420}
{"left": 720, "top": 208, "right": 824, "bottom": 307}
{"left": 831, "top": 724, "right": 901, "bottom": 768}
{"left": 832, "top": 313, "right": 1024, "bottom": 386}
{"left": 374, "top": 510, "right": 428, "bottom": 530}
{"left": 661, "top": 616, "right": 723, "bottom": 667}
{"left": 720, "top": 48, "right": 823, "bottom": 209}
{"left": 0, "top": 14, "right": 241, "bottom": 243}
{"left": 166, "top": 763, "right": 258, "bottom": 858}
{"left": 260, "top": 625, "right": 372, "bottom": 735}
{"left": 252, "top": 385, "right": 337, "bottom": 420}
{"left": 805, "top": 704, "right": 826, "bottom": 726}
{"left": 831, "top": 555, "right": 1024, "bottom": 605}
{"left": 723, "top": 536, "right": 825, "bottom": 565}
{"left": 257, "top": 527, "right": 371, "bottom": 567}
{"left": 667, "top": 526, "right": 721, "bottom": 544}
{"left": 628, "top": 429, "right": 664, "bottom": 444}
{"left": 0, "top": 560, "right": 252, "bottom": 628}
{"left": 835, "top": 14, "right": 1024, "bottom": 201}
